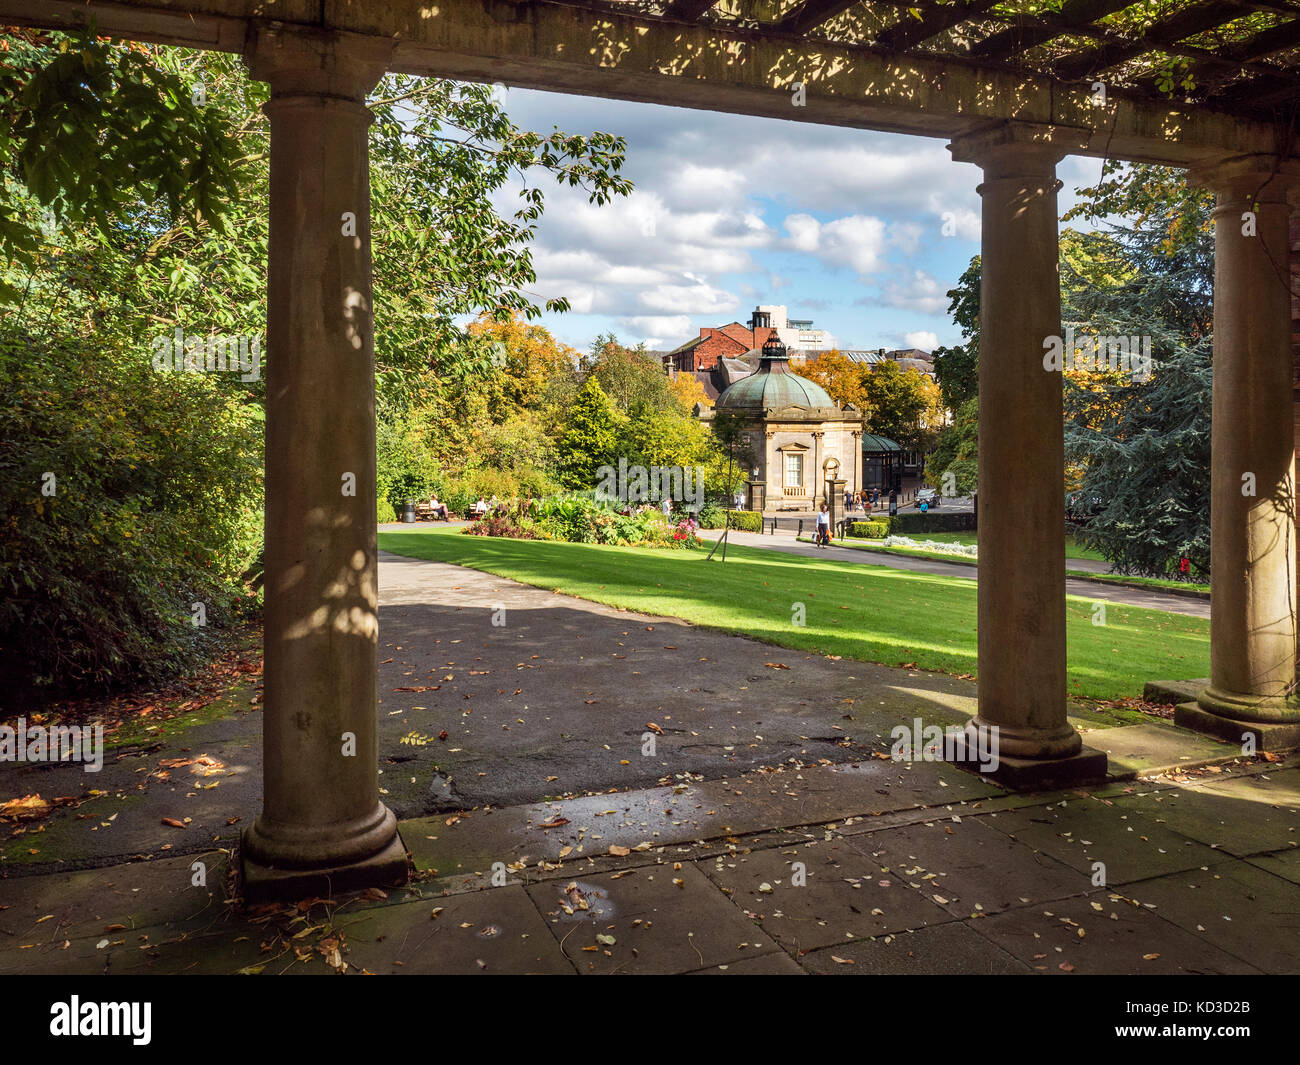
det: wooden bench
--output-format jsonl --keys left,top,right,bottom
{"left": 415, "top": 501, "right": 451, "bottom": 521}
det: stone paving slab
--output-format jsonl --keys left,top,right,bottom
{"left": 0, "top": 850, "right": 231, "bottom": 949}
{"left": 798, "top": 920, "right": 1033, "bottom": 975}
{"left": 1090, "top": 722, "right": 1241, "bottom": 779}
{"left": 328, "top": 885, "right": 575, "bottom": 975}
{"left": 403, "top": 757, "right": 1004, "bottom": 888}
{"left": 974, "top": 797, "right": 1233, "bottom": 885}
{"left": 1106, "top": 783, "right": 1299, "bottom": 858}
{"left": 696, "top": 837, "right": 953, "bottom": 954}
{"left": 968, "top": 891, "right": 1263, "bottom": 975}
{"left": 104, "top": 920, "right": 294, "bottom": 976}
{"left": 686, "top": 950, "right": 806, "bottom": 974}
{"left": 846, "top": 816, "right": 1091, "bottom": 918}
{"left": 525, "top": 862, "right": 767, "bottom": 975}
{"left": 1193, "top": 766, "right": 1300, "bottom": 806}
{"left": 1120, "top": 861, "right": 1300, "bottom": 974}
{"left": 1246, "top": 847, "right": 1300, "bottom": 885}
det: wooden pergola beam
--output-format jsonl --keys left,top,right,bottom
{"left": 968, "top": 0, "right": 1154, "bottom": 61}
{"left": 873, "top": 0, "right": 1001, "bottom": 52}
{"left": 665, "top": 0, "right": 721, "bottom": 21}
{"left": 773, "top": 0, "right": 862, "bottom": 36}
{"left": 5, "top": 0, "right": 1290, "bottom": 163}
{"left": 1052, "top": 1, "right": 1250, "bottom": 80}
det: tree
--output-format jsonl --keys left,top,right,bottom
{"left": 0, "top": 30, "right": 633, "bottom": 696}
{"left": 708, "top": 407, "right": 755, "bottom": 503}
{"left": 668, "top": 371, "right": 710, "bottom": 411}
{"left": 466, "top": 311, "right": 581, "bottom": 418}
{"left": 800, "top": 348, "right": 869, "bottom": 410}
{"left": 859, "top": 361, "right": 933, "bottom": 451}
{"left": 930, "top": 255, "right": 980, "bottom": 413}
{"left": 1061, "top": 168, "right": 1215, "bottom": 578}
{"left": 585, "top": 333, "right": 673, "bottom": 413}
{"left": 923, "top": 396, "right": 978, "bottom": 495}
{"left": 0, "top": 30, "right": 244, "bottom": 301}
{"left": 557, "top": 378, "right": 625, "bottom": 489}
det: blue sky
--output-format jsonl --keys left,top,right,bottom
{"left": 494, "top": 87, "right": 1108, "bottom": 355}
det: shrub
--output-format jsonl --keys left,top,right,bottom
{"left": 530, "top": 494, "right": 693, "bottom": 547}
{"left": 464, "top": 511, "right": 542, "bottom": 540}
{"left": 724, "top": 509, "right": 762, "bottom": 533}
{"left": 887, "top": 512, "right": 976, "bottom": 534}
{"left": 377, "top": 497, "right": 398, "bottom": 524}
{"left": 848, "top": 521, "right": 889, "bottom": 539}
{"left": 695, "top": 500, "right": 726, "bottom": 529}
{"left": 0, "top": 331, "right": 263, "bottom": 701}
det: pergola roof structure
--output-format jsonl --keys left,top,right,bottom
{"left": 10, "top": 0, "right": 1300, "bottom": 166}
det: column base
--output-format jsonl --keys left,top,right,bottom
{"left": 1194, "top": 685, "right": 1300, "bottom": 724}
{"left": 1174, "top": 700, "right": 1300, "bottom": 754}
{"left": 946, "top": 740, "right": 1108, "bottom": 790}
{"left": 241, "top": 831, "right": 409, "bottom": 903}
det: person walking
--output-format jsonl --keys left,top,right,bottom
{"left": 815, "top": 502, "right": 831, "bottom": 548}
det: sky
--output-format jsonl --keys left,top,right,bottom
{"left": 494, "top": 86, "right": 1109, "bottom": 356}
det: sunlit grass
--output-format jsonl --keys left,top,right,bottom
{"left": 379, "top": 526, "right": 1208, "bottom": 700}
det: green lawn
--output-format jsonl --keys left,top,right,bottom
{"left": 861, "top": 529, "right": 1106, "bottom": 561}
{"left": 802, "top": 536, "right": 1209, "bottom": 594}
{"left": 379, "top": 526, "right": 1208, "bottom": 701}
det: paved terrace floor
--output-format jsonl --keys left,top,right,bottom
{"left": 1, "top": 553, "right": 1290, "bottom": 974}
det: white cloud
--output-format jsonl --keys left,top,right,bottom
{"left": 486, "top": 88, "right": 996, "bottom": 350}
{"left": 877, "top": 270, "right": 950, "bottom": 315}
{"left": 904, "top": 330, "right": 939, "bottom": 351}
{"left": 639, "top": 278, "right": 740, "bottom": 315}
{"left": 888, "top": 222, "right": 924, "bottom": 255}
{"left": 784, "top": 213, "right": 821, "bottom": 253}
{"left": 783, "top": 214, "right": 888, "bottom": 276}
{"left": 621, "top": 315, "right": 693, "bottom": 346}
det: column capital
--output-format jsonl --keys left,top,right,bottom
{"left": 245, "top": 24, "right": 395, "bottom": 102}
{"left": 1186, "top": 154, "right": 1300, "bottom": 203}
{"left": 947, "top": 121, "right": 1090, "bottom": 176}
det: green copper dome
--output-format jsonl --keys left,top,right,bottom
{"left": 716, "top": 350, "right": 835, "bottom": 410}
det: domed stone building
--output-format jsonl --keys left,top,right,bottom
{"left": 697, "top": 337, "right": 863, "bottom": 510}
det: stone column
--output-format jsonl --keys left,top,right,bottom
{"left": 241, "top": 26, "right": 406, "bottom": 897}
{"left": 1178, "top": 157, "right": 1300, "bottom": 747}
{"left": 948, "top": 124, "right": 1105, "bottom": 786}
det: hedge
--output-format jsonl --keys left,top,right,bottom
{"left": 847, "top": 520, "right": 889, "bottom": 539}
{"left": 725, "top": 509, "right": 763, "bottom": 533}
{"left": 887, "top": 512, "right": 976, "bottom": 534}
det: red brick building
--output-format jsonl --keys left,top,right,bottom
{"left": 663, "top": 321, "right": 778, "bottom": 374}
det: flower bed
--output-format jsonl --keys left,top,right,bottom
{"left": 464, "top": 495, "right": 702, "bottom": 548}
{"left": 883, "top": 535, "right": 978, "bottom": 557}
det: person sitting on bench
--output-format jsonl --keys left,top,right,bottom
{"left": 428, "top": 494, "right": 449, "bottom": 521}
